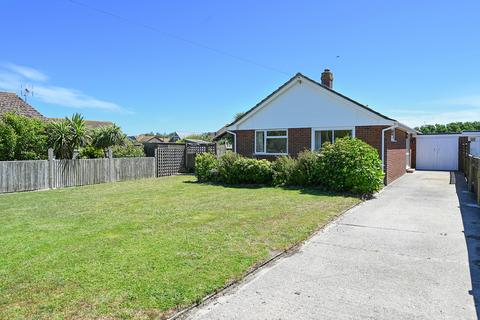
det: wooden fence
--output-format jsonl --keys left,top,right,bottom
{"left": 461, "top": 141, "right": 480, "bottom": 204}
{"left": 0, "top": 152, "right": 155, "bottom": 193}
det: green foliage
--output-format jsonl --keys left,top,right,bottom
{"left": 91, "top": 124, "right": 125, "bottom": 155}
{"left": 196, "top": 138, "right": 383, "bottom": 194}
{"left": 111, "top": 139, "right": 145, "bottom": 158}
{"left": 318, "top": 137, "right": 384, "bottom": 194}
{"left": 194, "top": 152, "right": 218, "bottom": 182}
{"left": 0, "top": 113, "right": 47, "bottom": 160}
{"left": 234, "top": 111, "right": 246, "bottom": 121}
{"left": 294, "top": 150, "right": 322, "bottom": 186}
{"left": 47, "top": 113, "right": 90, "bottom": 159}
{"left": 271, "top": 156, "right": 297, "bottom": 186}
{"left": 415, "top": 121, "right": 480, "bottom": 134}
{"left": 79, "top": 145, "right": 104, "bottom": 159}
{"left": 217, "top": 151, "right": 242, "bottom": 184}
{"left": 231, "top": 158, "right": 272, "bottom": 184}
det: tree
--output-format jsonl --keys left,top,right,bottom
{"left": 111, "top": 139, "right": 145, "bottom": 158}
{"left": 91, "top": 124, "right": 125, "bottom": 157}
{"left": 234, "top": 112, "right": 246, "bottom": 121}
{"left": 415, "top": 121, "right": 480, "bottom": 134}
{"left": 47, "top": 113, "right": 90, "bottom": 159}
{"left": 0, "top": 113, "right": 48, "bottom": 161}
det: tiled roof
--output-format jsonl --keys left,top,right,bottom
{"left": 0, "top": 92, "right": 45, "bottom": 119}
{"left": 49, "top": 118, "right": 114, "bottom": 129}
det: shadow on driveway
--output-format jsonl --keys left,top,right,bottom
{"left": 455, "top": 171, "right": 480, "bottom": 319}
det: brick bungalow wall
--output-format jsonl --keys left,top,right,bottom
{"left": 234, "top": 126, "right": 407, "bottom": 184}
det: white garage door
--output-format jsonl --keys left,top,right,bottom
{"left": 416, "top": 136, "right": 458, "bottom": 170}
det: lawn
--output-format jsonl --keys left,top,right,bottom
{"left": 0, "top": 175, "right": 360, "bottom": 319}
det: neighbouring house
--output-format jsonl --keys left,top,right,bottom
{"left": 133, "top": 135, "right": 165, "bottom": 144}
{"left": 49, "top": 118, "right": 114, "bottom": 129}
{"left": 0, "top": 92, "right": 45, "bottom": 119}
{"left": 216, "top": 70, "right": 416, "bottom": 184}
{"left": 169, "top": 131, "right": 196, "bottom": 142}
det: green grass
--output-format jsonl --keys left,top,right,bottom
{"left": 0, "top": 175, "right": 360, "bottom": 319}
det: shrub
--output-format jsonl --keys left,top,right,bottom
{"left": 195, "top": 152, "right": 218, "bottom": 182}
{"left": 112, "top": 139, "right": 145, "bottom": 158}
{"left": 217, "top": 151, "right": 242, "bottom": 184}
{"left": 231, "top": 158, "right": 272, "bottom": 184}
{"left": 271, "top": 156, "right": 297, "bottom": 186}
{"left": 0, "top": 113, "right": 48, "bottom": 160}
{"left": 318, "top": 137, "right": 384, "bottom": 194}
{"left": 79, "top": 145, "right": 104, "bottom": 159}
{"left": 294, "top": 150, "right": 322, "bottom": 186}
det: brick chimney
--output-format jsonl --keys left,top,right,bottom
{"left": 321, "top": 69, "right": 333, "bottom": 88}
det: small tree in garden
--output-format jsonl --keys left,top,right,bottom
{"left": 47, "top": 113, "right": 90, "bottom": 159}
{"left": 91, "top": 125, "right": 125, "bottom": 157}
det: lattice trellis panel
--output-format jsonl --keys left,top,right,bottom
{"left": 156, "top": 144, "right": 186, "bottom": 177}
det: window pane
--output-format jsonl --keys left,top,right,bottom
{"left": 334, "top": 130, "right": 352, "bottom": 141}
{"left": 255, "top": 131, "right": 265, "bottom": 153}
{"left": 321, "top": 130, "right": 333, "bottom": 145}
{"left": 266, "top": 138, "right": 287, "bottom": 153}
{"left": 266, "top": 130, "right": 287, "bottom": 136}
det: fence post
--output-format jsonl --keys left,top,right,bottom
{"left": 48, "top": 148, "right": 54, "bottom": 189}
{"left": 154, "top": 147, "right": 158, "bottom": 177}
{"left": 108, "top": 147, "right": 114, "bottom": 182}
{"left": 468, "top": 155, "right": 474, "bottom": 192}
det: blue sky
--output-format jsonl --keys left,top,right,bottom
{"left": 1, "top": 0, "right": 479, "bottom": 135}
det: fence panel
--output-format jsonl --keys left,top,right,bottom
{"left": 0, "top": 156, "right": 156, "bottom": 194}
{"left": 461, "top": 143, "right": 480, "bottom": 204}
{"left": 0, "top": 160, "right": 49, "bottom": 193}
{"left": 156, "top": 144, "right": 186, "bottom": 177}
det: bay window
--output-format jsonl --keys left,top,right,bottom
{"left": 255, "top": 130, "right": 288, "bottom": 154}
{"left": 313, "top": 128, "right": 353, "bottom": 150}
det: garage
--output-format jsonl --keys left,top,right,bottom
{"left": 416, "top": 134, "right": 459, "bottom": 171}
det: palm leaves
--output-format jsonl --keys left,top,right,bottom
{"left": 47, "top": 113, "right": 90, "bottom": 159}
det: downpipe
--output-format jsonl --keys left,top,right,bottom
{"left": 381, "top": 124, "right": 398, "bottom": 171}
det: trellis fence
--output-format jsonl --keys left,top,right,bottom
{"left": 461, "top": 141, "right": 480, "bottom": 204}
{"left": 0, "top": 149, "right": 155, "bottom": 193}
{"left": 155, "top": 143, "right": 216, "bottom": 176}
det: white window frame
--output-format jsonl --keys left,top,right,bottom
{"left": 311, "top": 127, "right": 355, "bottom": 151}
{"left": 254, "top": 129, "right": 288, "bottom": 155}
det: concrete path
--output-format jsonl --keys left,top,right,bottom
{"left": 187, "top": 171, "right": 479, "bottom": 320}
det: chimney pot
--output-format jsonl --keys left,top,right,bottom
{"left": 321, "top": 69, "right": 334, "bottom": 88}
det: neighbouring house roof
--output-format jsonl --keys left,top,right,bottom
{"left": 185, "top": 139, "right": 214, "bottom": 145}
{"left": 49, "top": 118, "right": 114, "bottom": 129}
{"left": 224, "top": 73, "right": 414, "bottom": 133}
{"left": 175, "top": 131, "right": 198, "bottom": 140}
{"left": 135, "top": 135, "right": 165, "bottom": 143}
{"left": 0, "top": 92, "right": 45, "bottom": 119}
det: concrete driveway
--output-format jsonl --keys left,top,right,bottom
{"left": 186, "top": 171, "right": 479, "bottom": 320}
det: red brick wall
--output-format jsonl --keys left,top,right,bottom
{"left": 288, "top": 128, "right": 311, "bottom": 157}
{"left": 410, "top": 137, "right": 416, "bottom": 169}
{"left": 384, "top": 128, "right": 407, "bottom": 184}
{"left": 355, "top": 126, "right": 407, "bottom": 184}
{"left": 235, "top": 130, "right": 254, "bottom": 157}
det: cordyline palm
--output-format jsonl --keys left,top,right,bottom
{"left": 48, "top": 113, "right": 90, "bottom": 159}
{"left": 92, "top": 124, "right": 125, "bottom": 157}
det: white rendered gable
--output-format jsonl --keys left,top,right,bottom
{"left": 230, "top": 77, "right": 394, "bottom": 130}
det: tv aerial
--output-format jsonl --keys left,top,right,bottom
{"left": 20, "top": 84, "right": 34, "bottom": 102}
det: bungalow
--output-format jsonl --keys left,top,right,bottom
{"left": 218, "top": 70, "right": 416, "bottom": 184}
{"left": 0, "top": 92, "right": 45, "bottom": 119}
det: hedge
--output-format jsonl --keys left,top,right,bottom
{"left": 194, "top": 138, "right": 384, "bottom": 194}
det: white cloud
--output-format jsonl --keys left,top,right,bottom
{"left": 0, "top": 63, "right": 132, "bottom": 114}
{"left": 4, "top": 63, "right": 49, "bottom": 82}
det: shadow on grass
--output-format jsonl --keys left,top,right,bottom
{"left": 454, "top": 171, "right": 480, "bottom": 318}
{"left": 182, "top": 179, "right": 363, "bottom": 199}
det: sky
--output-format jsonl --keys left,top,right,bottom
{"left": 1, "top": 0, "right": 479, "bottom": 135}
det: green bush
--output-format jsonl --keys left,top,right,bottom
{"left": 112, "top": 140, "right": 145, "bottom": 158}
{"left": 271, "top": 156, "right": 297, "bottom": 186}
{"left": 0, "top": 113, "right": 48, "bottom": 160}
{"left": 217, "top": 151, "right": 242, "bottom": 184}
{"left": 318, "top": 137, "right": 384, "bottom": 194}
{"left": 294, "top": 150, "right": 322, "bottom": 186}
{"left": 79, "top": 145, "right": 104, "bottom": 159}
{"left": 231, "top": 158, "right": 272, "bottom": 184}
{"left": 195, "top": 152, "right": 218, "bottom": 182}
